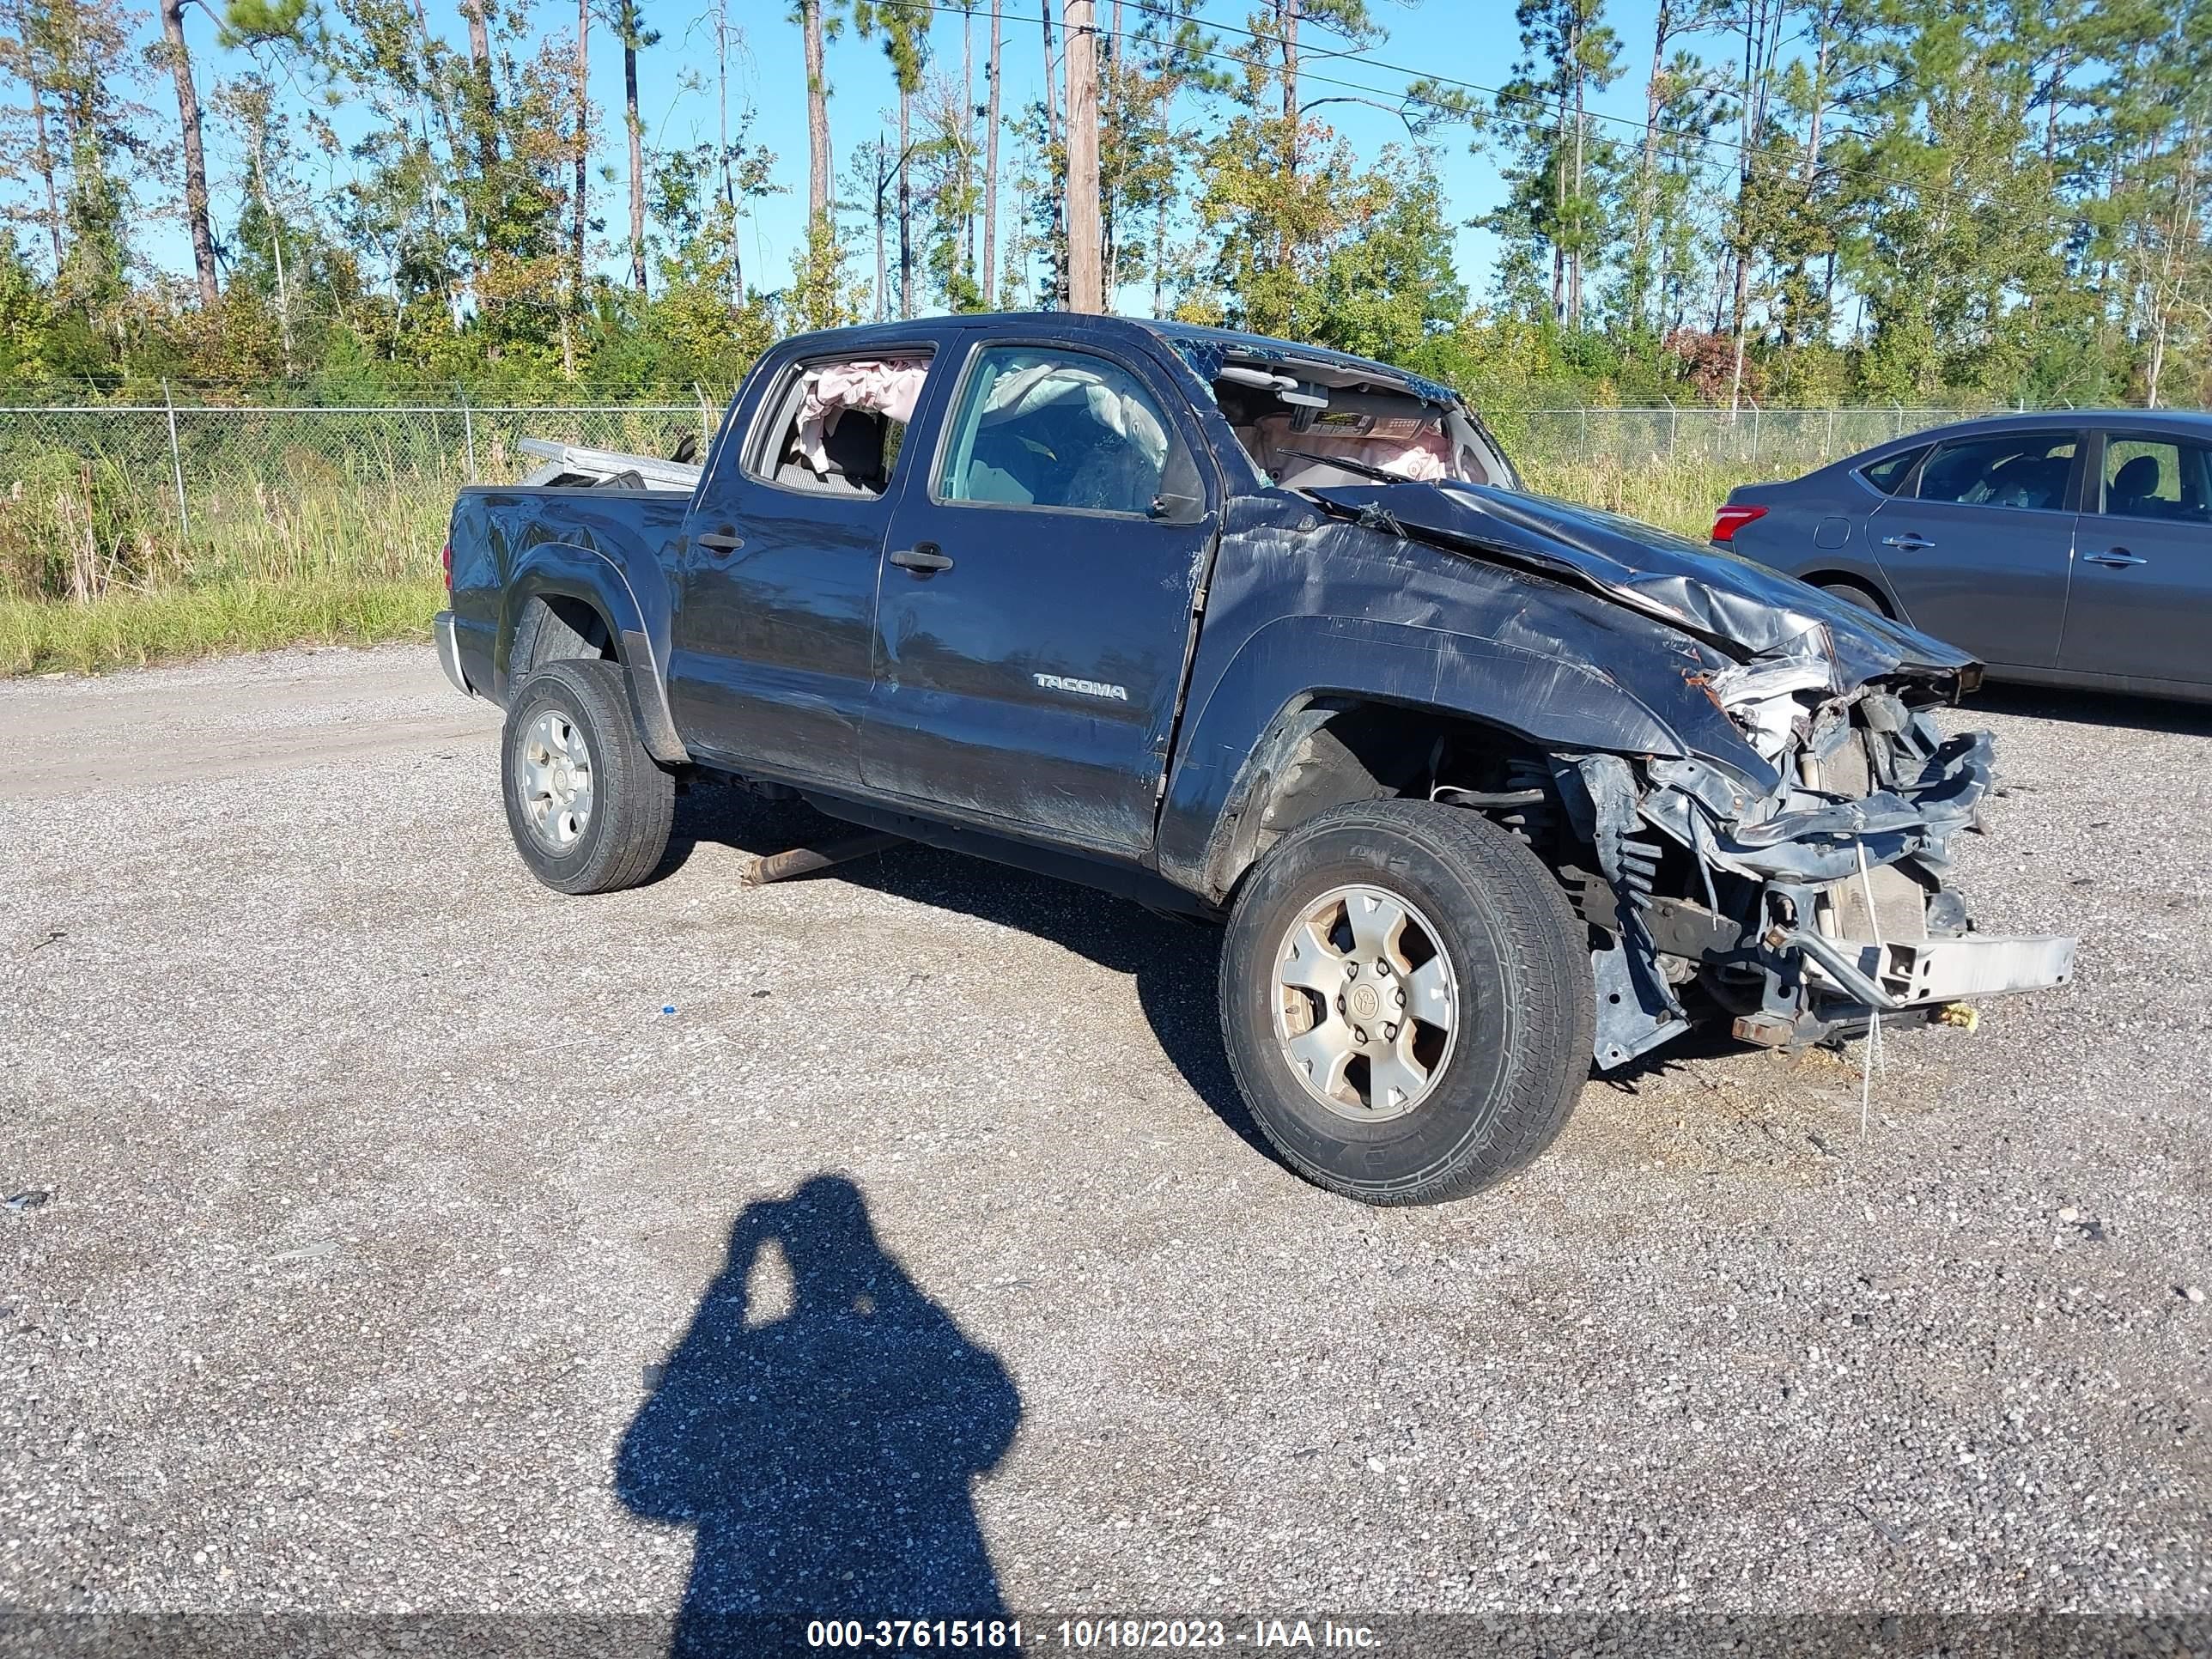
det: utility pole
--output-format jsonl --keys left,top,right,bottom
{"left": 1041, "top": 0, "right": 1065, "bottom": 305}
{"left": 573, "top": 0, "right": 590, "bottom": 297}
{"left": 1064, "top": 0, "right": 1103, "bottom": 312}
{"left": 982, "top": 0, "right": 1002, "bottom": 307}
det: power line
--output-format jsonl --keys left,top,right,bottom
{"left": 1136, "top": 0, "right": 1760, "bottom": 160}
{"left": 893, "top": 0, "right": 2123, "bottom": 185}
{"left": 888, "top": 0, "right": 1761, "bottom": 171}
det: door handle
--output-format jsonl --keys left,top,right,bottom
{"left": 696, "top": 529, "right": 744, "bottom": 552}
{"left": 1881, "top": 533, "right": 1936, "bottom": 551}
{"left": 2084, "top": 548, "right": 2148, "bottom": 568}
{"left": 890, "top": 543, "right": 954, "bottom": 574}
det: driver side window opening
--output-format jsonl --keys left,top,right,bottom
{"left": 749, "top": 353, "right": 933, "bottom": 498}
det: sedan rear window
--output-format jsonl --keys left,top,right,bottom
{"left": 1914, "top": 433, "right": 2077, "bottom": 512}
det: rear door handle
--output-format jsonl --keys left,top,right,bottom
{"left": 890, "top": 543, "right": 954, "bottom": 574}
{"left": 2084, "top": 548, "right": 2147, "bottom": 568}
{"left": 1881, "top": 533, "right": 1936, "bottom": 551}
{"left": 696, "top": 530, "right": 744, "bottom": 552}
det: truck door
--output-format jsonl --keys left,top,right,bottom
{"left": 860, "top": 339, "right": 1215, "bottom": 859}
{"left": 666, "top": 347, "right": 938, "bottom": 786}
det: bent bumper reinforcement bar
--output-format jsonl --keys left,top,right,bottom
{"left": 1779, "top": 927, "right": 2077, "bottom": 1013}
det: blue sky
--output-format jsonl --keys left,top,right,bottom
{"left": 149, "top": 0, "right": 1705, "bottom": 313}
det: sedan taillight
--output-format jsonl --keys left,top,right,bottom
{"left": 1710, "top": 504, "right": 1767, "bottom": 544}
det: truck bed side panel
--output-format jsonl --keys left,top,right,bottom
{"left": 447, "top": 486, "right": 691, "bottom": 708}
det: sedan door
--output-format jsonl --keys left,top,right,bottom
{"left": 1867, "top": 428, "right": 2082, "bottom": 667}
{"left": 2059, "top": 431, "right": 2212, "bottom": 690}
{"left": 860, "top": 340, "right": 1215, "bottom": 860}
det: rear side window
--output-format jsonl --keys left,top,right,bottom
{"left": 1857, "top": 446, "right": 1925, "bottom": 495}
{"left": 747, "top": 354, "right": 933, "bottom": 498}
{"left": 1913, "top": 433, "right": 2077, "bottom": 511}
{"left": 2099, "top": 435, "right": 2212, "bottom": 524}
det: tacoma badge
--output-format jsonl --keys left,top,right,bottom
{"left": 1034, "top": 673, "right": 1129, "bottom": 702}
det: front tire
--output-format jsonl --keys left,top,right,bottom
{"left": 1218, "top": 799, "right": 1593, "bottom": 1206}
{"left": 501, "top": 659, "right": 674, "bottom": 895}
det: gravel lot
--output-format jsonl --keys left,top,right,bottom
{"left": 2, "top": 644, "right": 2207, "bottom": 1630}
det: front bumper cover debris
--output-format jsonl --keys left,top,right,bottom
{"left": 1757, "top": 926, "right": 2077, "bottom": 1016}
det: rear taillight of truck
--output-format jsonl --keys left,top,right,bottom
{"left": 441, "top": 541, "right": 453, "bottom": 592}
{"left": 1710, "top": 504, "right": 1766, "bottom": 544}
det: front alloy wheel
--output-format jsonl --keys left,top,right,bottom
{"left": 1274, "top": 884, "right": 1458, "bottom": 1119}
{"left": 1218, "top": 799, "right": 1594, "bottom": 1206}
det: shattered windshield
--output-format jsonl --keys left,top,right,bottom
{"left": 1161, "top": 337, "right": 1497, "bottom": 489}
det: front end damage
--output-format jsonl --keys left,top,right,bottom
{"left": 1556, "top": 668, "right": 2075, "bottom": 1069}
{"left": 1296, "top": 480, "right": 2078, "bottom": 1072}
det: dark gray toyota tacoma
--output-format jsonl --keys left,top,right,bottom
{"left": 435, "top": 312, "right": 2075, "bottom": 1206}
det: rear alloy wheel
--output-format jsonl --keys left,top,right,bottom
{"left": 1219, "top": 799, "right": 1593, "bottom": 1206}
{"left": 501, "top": 658, "right": 673, "bottom": 895}
{"left": 518, "top": 708, "right": 596, "bottom": 852}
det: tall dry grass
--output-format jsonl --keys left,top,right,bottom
{"left": 1516, "top": 453, "right": 1765, "bottom": 542}
{"left": 0, "top": 471, "right": 448, "bottom": 673}
{"left": 0, "top": 578, "right": 443, "bottom": 675}
{"left": 0, "top": 402, "right": 713, "bottom": 673}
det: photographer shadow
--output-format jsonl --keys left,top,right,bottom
{"left": 617, "top": 1176, "right": 1020, "bottom": 1652}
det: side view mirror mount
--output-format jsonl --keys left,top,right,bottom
{"left": 1150, "top": 441, "right": 1206, "bottom": 524}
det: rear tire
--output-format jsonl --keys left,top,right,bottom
{"left": 1819, "top": 580, "right": 1887, "bottom": 617}
{"left": 1218, "top": 799, "right": 1593, "bottom": 1206}
{"left": 501, "top": 659, "right": 673, "bottom": 895}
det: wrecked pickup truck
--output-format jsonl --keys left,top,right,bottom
{"left": 434, "top": 313, "right": 2075, "bottom": 1206}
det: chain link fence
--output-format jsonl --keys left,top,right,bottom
{"left": 1510, "top": 404, "right": 2006, "bottom": 472}
{"left": 0, "top": 400, "right": 719, "bottom": 530}
{"left": 0, "top": 398, "right": 2012, "bottom": 604}
{"left": 0, "top": 398, "right": 2014, "bottom": 526}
